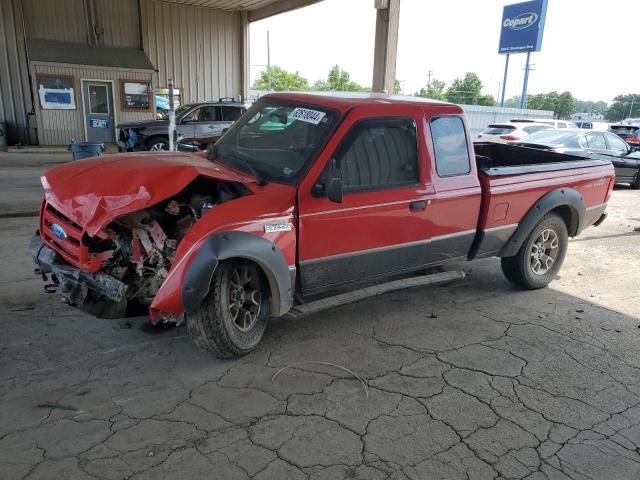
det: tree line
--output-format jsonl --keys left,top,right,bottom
{"left": 253, "top": 65, "right": 638, "bottom": 121}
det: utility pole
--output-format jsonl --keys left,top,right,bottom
{"left": 629, "top": 95, "right": 636, "bottom": 119}
{"left": 426, "top": 70, "right": 434, "bottom": 86}
{"left": 519, "top": 52, "right": 531, "bottom": 109}
{"left": 266, "top": 31, "right": 272, "bottom": 91}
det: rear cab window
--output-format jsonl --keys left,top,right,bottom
{"left": 430, "top": 116, "right": 471, "bottom": 177}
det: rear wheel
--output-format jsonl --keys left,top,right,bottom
{"left": 630, "top": 174, "right": 640, "bottom": 190}
{"left": 187, "top": 260, "right": 269, "bottom": 358}
{"left": 147, "top": 137, "right": 169, "bottom": 151}
{"left": 501, "top": 213, "right": 568, "bottom": 289}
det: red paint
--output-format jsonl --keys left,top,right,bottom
{"left": 38, "top": 93, "right": 615, "bottom": 322}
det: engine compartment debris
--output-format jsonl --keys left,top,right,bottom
{"left": 73, "top": 177, "right": 248, "bottom": 317}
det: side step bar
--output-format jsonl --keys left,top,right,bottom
{"left": 285, "top": 270, "right": 465, "bottom": 320}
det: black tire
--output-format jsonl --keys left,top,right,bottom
{"left": 630, "top": 175, "right": 640, "bottom": 190}
{"left": 501, "top": 213, "right": 568, "bottom": 290}
{"left": 146, "top": 137, "right": 169, "bottom": 151}
{"left": 186, "top": 260, "right": 270, "bottom": 359}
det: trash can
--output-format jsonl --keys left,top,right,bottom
{"left": 67, "top": 142, "right": 106, "bottom": 160}
{"left": 0, "top": 121, "right": 7, "bottom": 152}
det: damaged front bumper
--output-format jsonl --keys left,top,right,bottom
{"left": 31, "top": 233, "right": 127, "bottom": 305}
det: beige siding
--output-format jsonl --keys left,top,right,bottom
{"left": 0, "top": 0, "right": 34, "bottom": 144}
{"left": 23, "top": 0, "right": 140, "bottom": 48}
{"left": 141, "top": 0, "right": 242, "bottom": 103}
{"left": 94, "top": 0, "right": 140, "bottom": 48}
{"left": 31, "top": 63, "right": 153, "bottom": 145}
{"left": 23, "top": 0, "right": 88, "bottom": 43}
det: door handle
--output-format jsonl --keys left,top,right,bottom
{"left": 409, "top": 200, "right": 427, "bottom": 211}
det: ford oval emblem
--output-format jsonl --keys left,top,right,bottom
{"left": 51, "top": 223, "right": 68, "bottom": 240}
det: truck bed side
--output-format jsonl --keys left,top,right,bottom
{"left": 471, "top": 143, "right": 614, "bottom": 259}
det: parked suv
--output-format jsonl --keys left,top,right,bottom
{"left": 609, "top": 123, "right": 640, "bottom": 151}
{"left": 477, "top": 122, "right": 551, "bottom": 142}
{"left": 511, "top": 118, "right": 579, "bottom": 129}
{"left": 117, "top": 99, "right": 247, "bottom": 152}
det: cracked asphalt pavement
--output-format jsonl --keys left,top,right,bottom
{"left": 2, "top": 188, "right": 640, "bottom": 480}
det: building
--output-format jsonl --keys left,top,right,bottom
{"left": 0, "top": 0, "right": 323, "bottom": 145}
{"left": 0, "top": 0, "right": 401, "bottom": 146}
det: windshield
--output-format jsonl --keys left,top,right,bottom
{"left": 521, "top": 130, "right": 580, "bottom": 147}
{"left": 210, "top": 99, "right": 337, "bottom": 184}
{"left": 175, "top": 104, "right": 195, "bottom": 117}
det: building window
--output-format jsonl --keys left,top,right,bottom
{"left": 430, "top": 116, "right": 471, "bottom": 177}
{"left": 37, "top": 74, "right": 76, "bottom": 110}
{"left": 154, "top": 87, "right": 182, "bottom": 117}
{"left": 335, "top": 117, "right": 419, "bottom": 193}
{"left": 120, "top": 80, "right": 152, "bottom": 111}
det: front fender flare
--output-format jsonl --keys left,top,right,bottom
{"left": 499, "top": 187, "right": 585, "bottom": 258}
{"left": 181, "top": 231, "right": 293, "bottom": 317}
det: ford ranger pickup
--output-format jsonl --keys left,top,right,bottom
{"left": 31, "top": 93, "right": 614, "bottom": 358}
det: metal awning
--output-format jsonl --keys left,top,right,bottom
{"left": 153, "top": 0, "right": 322, "bottom": 21}
{"left": 28, "top": 39, "right": 155, "bottom": 70}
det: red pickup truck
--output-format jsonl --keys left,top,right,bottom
{"left": 32, "top": 93, "right": 614, "bottom": 358}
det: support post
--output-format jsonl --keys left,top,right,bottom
{"left": 267, "top": 31, "right": 272, "bottom": 91}
{"left": 519, "top": 52, "right": 531, "bottom": 109}
{"left": 240, "top": 10, "right": 250, "bottom": 102}
{"left": 500, "top": 54, "right": 510, "bottom": 107}
{"left": 372, "top": 0, "right": 400, "bottom": 93}
{"left": 168, "top": 79, "right": 175, "bottom": 151}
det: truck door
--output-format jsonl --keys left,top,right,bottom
{"left": 423, "top": 115, "right": 482, "bottom": 263}
{"left": 297, "top": 110, "right": 434, "bottom": 296}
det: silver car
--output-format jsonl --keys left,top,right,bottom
{"left": 118, "top": 99, "right": 247, "bottom": 152}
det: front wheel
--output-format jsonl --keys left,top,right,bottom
{"left": 501, "top": 213, "right": 568, "bottom": 289}
{"left": 187, "top": 260, "right": 270, "bottom": 359}
{"left": 146, "top": 137, "right": 169, "bottom": 151}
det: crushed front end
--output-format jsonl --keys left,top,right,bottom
{"left": 32, "top": 176, "right": 248, "bottom": 320}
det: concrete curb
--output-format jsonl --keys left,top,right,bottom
{"left": 0, "top": 211, "right": 39, "bottom": 219}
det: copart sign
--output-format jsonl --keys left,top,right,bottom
{"left": 498, "top": 0, "right": 548, "bottom": 54}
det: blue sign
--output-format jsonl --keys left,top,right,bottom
{"left": 498, "top": 0, "right": 548, "bottom": 54}
{"left": 90, "top": 119, "right": 109, "bottom": 129}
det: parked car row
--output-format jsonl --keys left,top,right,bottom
{"left": 477, "top": 117, "right": 640, "bottom": 188}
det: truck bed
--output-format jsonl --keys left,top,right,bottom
{"left": 474, "top": 142, "right": 611, "bottom": 176}
{"left": 471, "top": 142, "right": 614, "bottom": 259}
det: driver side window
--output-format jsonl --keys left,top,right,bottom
{"left": 335, "top": 117, "right": 419, "bottom": 193}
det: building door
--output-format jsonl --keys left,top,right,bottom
{"left": 83, "top": 81, "right": 114, "bottom": 143}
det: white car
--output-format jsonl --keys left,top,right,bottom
{"left": 477, "top": 122, "right": 552, "bottom": 143}
{"left": 511, "top": 118, "right": 579, "bottom": 129}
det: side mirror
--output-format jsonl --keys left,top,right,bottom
{"left": 326, "top": 158, "right": 343, "bottom": 203}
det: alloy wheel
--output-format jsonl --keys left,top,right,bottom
{"left": 227, "top": 264, "right": 262, "bottom": 332}
{"left": 530, "top": 228, "right": 559, "bottom": 275}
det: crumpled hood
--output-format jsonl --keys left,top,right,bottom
{"left": 42, "top": 152, "right": 251, "bottom": 236}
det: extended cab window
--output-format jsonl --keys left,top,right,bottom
{"left": 336, "top": 117, "right": 419, "bottom": 192}
{"left": 430, "top": 116, "right": 471, "bottom": 177}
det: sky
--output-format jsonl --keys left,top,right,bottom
{"left": 250, "top": 0, "right": 639, "bottom": 104}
